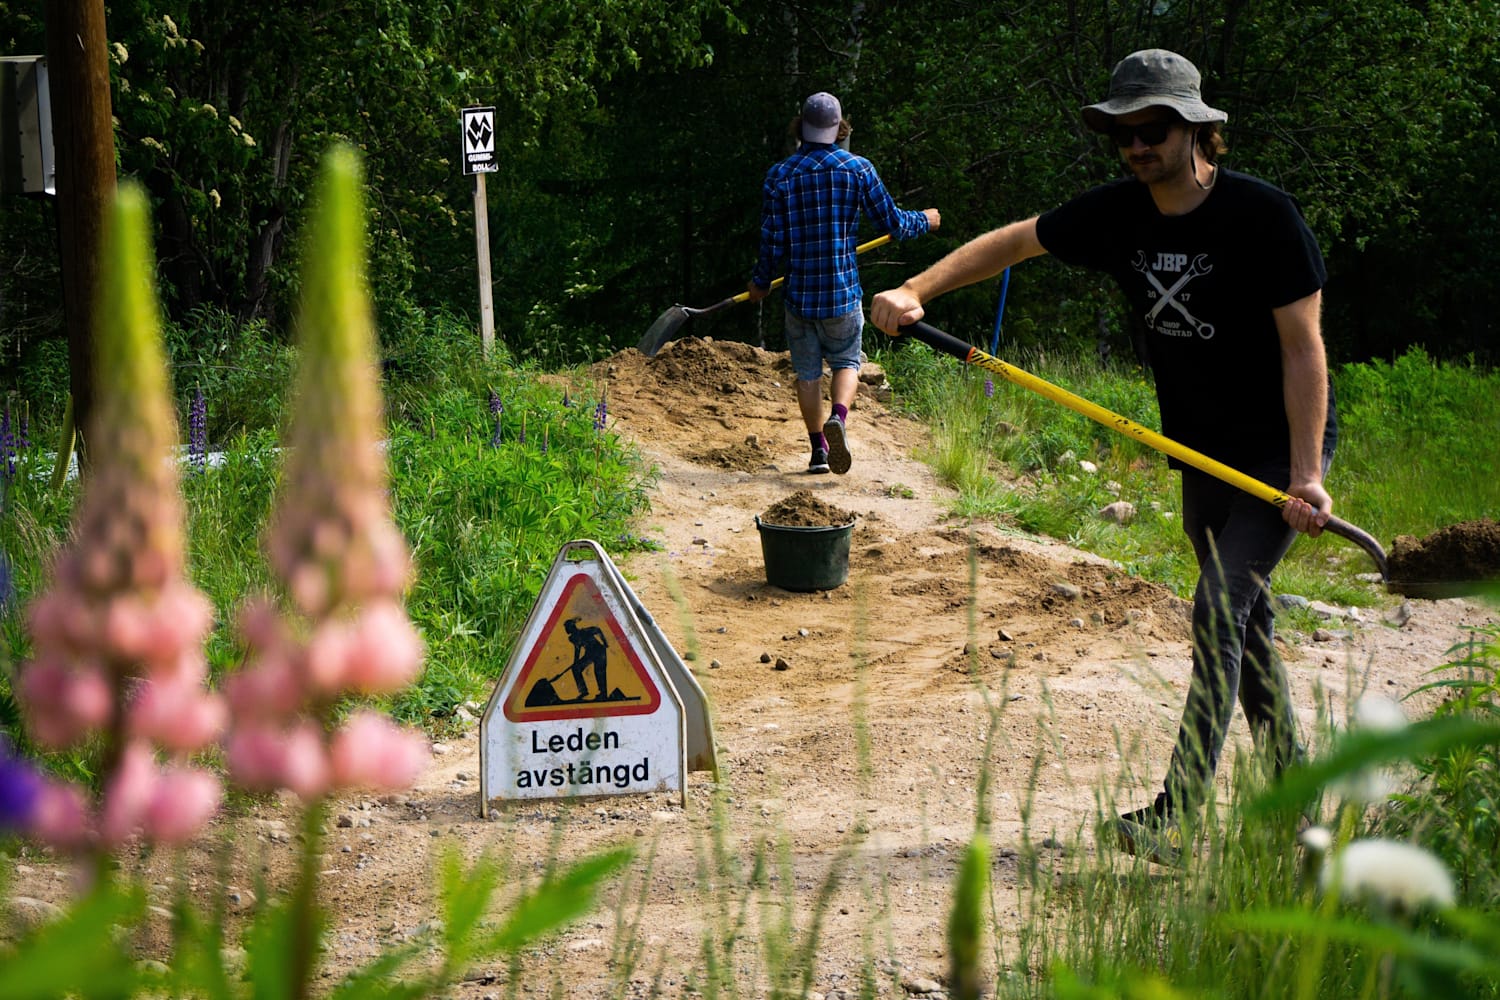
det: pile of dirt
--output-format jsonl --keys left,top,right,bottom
{"left": 1388, "top": 518, "right": 1500, "bottom": 588}
{"left": 759, "top": 489, "right": 857, "bottom": 527}
{"left": 690, "top": 439, "right": 773, "bottom": 473}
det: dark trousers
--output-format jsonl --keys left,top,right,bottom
{"left": 1162, "top": 450, "right": 1332, "bottom": 813}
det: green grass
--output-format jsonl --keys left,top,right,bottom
{"left": 879, "top": 342, "right": 1500, "bottom": 604}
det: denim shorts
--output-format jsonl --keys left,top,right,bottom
{"left": 785, "top": 306, "right": 863, "bottom": 382}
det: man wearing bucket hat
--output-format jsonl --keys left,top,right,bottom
{"left": 871, "top": 49, "right": 1337, "bottom": 864}
{"left": 747, "top": 91, "right": 940, "bottom": 475}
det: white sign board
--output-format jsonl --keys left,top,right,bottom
{"left": 480, "top": 541, "right": 697, "bottom": 812}
{"left": 460, "top": 105, "right": 498, "bottom": 175}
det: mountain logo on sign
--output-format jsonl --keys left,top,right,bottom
{"left": 465, "top": 114, "right": 493, "bottom": 153}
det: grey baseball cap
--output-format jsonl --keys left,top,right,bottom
{"left": 1081, "top": 49, "right": 1226, "bottom": 132}
{"left": 800, "top": 92, "right": 842, "bottom": 144}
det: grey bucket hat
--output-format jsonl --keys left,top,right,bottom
{"left": 1081, "top": 49, "right": 1227, "bottom": 132}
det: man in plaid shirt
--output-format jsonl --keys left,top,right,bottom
{"left": 748, "top": 92, "right": 939, "bottom": 475}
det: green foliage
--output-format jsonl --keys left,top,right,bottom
{"left": 1389, "top": 627, "right": 1500, "bottom": 896}
{"left": 0, "top": 881, "right": 147, "bottom": 999}
{"left": 882, "top": 338, "right": 1497, "bottom": 603}
{"left": 1330, "top": 348, "right": 1500, "bottom": 536}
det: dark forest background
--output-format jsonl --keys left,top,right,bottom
{"left": 3, "top": 0, "right": 1497, "bottom": 412}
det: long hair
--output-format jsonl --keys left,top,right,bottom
{"left": 1196, "top": 123, "right": 1227, "bottom": 164}
{"left": 787, "top": 115, "right": 853, "bottom": 152}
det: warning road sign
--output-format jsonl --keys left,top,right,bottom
{"left": 460, "top": 105, "right": 497, "bottom": 175}
{"left": 503, "top": 573, "right": 662, "bottom": 723}
{"left": 480, "top": 541, "right": 714, "bottom": 812}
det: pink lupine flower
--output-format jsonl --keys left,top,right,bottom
{"left": 128, "top": 676, "right": 227, "bottom": 752}
{"left": 224, "top": 722, "right": 290, "bottom": 791}
{"left": 145, "top": 767, "right": 222, "bottom": 845}
{"left": 224, "top": 652, "right": 305, "bottom": 720}
{"left": 18, "top": 657, "right": 113, "bottom": 749}
{"left": 223, "top": 148, "right": 426, "bottom": 807}
{"left": 278, "top": 722, "right": 333, "bottom": 800}
{"left": 98, "top": 742, "right": 160, "bottom": 847}
{"left": 27, "top": 781, "right": 91, "bottom": 852}
{"left": 329, "top": 711, "right": 429, "bottom": 791}
{"left": 14, "top": 184, "right": 224, "bottom": 856}
{"left": 341, "top": 600, "right": 424, "bottom": 694}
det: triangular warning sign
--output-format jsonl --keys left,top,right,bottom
{"left": 503, "top": 573, "right": 662, "bottom": 723}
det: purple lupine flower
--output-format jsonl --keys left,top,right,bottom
{"left": 518, "top": 413, "right": 526, "bottom": 445}
{"left": 984, "top": 378, "right": 995, "bottom": 399}
{"left": 0, "top": 738, "right": 43, "bottom": 833}
{"left": 488, "top": 390, "right": 503, "bottom": 448}
{"left": 1, "top": 407, "right": 14, "bottom": 479}
{"left": 593, "top": 395, "right": 607, "bottom": 432}
{"left": 189, "top": 387, "right": 208, "bottom": 475}
{"left": 541, "top": 426, "right": 549, "bottom": 455}
{"left": 562, "top": 390, "right": 572, "bottom": 408}
{"left": 16, "top": 412, "right": 29, "bottom": 451}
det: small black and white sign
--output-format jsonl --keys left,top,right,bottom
{"left": 461, "top": 106, "right": 498, "bottom": 174}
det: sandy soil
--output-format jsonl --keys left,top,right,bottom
{"left": 6, "top": 336, "right": 1497, "bottom": 999}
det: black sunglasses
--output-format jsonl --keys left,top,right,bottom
{"left": 1107, "top": 119, "right": 1177, "bottom": 148}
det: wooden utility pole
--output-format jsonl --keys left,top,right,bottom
{"left": 45, "top": 0, "right": 116, "bottom": 465}
{"left": 474, "top": 171, "right": 495, "bottom": 359}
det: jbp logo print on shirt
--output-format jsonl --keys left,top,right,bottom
{"left": 1131, "top": 250, "right": 1215, "bottom": 340}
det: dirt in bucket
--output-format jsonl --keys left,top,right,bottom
{"left": 1387, "top": 518, "right": 1500, "bottom": 595}
{"left": 760, "top": 490, "right": 856, "bottom": 528}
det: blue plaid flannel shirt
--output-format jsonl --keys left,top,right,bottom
{"left": 752, "top": 144, "right": 931, "bottom": 319}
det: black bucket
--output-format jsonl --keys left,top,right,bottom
{"left": 754, "top": 515, "right": 855, "bottom": 591}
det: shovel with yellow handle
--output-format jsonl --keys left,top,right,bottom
{"left": 895, "top": 319, "right": 1389, "bottom": 581}
{"left": 637, "top": 234, "right": 894, "bottom": 356}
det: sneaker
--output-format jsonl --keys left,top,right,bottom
{"left": 1106, "top": 793, "right": 1183, "bottom": 866}
{"left": 822, "top": 414, "right": 852, "bottom": 474}
{"left": 808, "top": 448, "right": 830, "bottom": 474}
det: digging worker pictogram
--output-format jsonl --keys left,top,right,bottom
{"left": 563, "top": 617, "right": 610, "bottom": 701}
{"left": 871, "top": 49, "right": 1338, "bottom": 866}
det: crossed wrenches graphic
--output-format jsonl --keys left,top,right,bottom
{"left": 1131, "top": 251, "right": 1214, "bottom": 338}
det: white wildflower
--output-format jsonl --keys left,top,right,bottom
{"left": 241, "top": 133, "right": 257, "bottom": 148}
{"left": 1298, "top": 825, "right": 1333, "bottom": 856}
{"left": 111, "top": 42, "right": 129, "bottom": 64}
{"left": 162, "top": 14, "right": 179, "bottom": 36}
{"left": 199, "top": 103, "right": 218, "bottom": 119}
{"left": 1320, "top": 838, "right": 1456, "bottom": 912}
{"left": 1353, "top": 693, "right": 1407, "bottom": 732}
{"left": 1330, "top": 692, "right": 1409, "bottom": 803}
{"left": 209, "top": 189, "right": 221, "bottom": 210}
{"left": 228, "top": 116, "right": 243, "bottom": 131}
{"left": 141, "top": 137, "right": 168, "bottom": 154}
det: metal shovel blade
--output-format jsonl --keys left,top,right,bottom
{"left": 638, "top": 305, "right": 691, "bottom": 356}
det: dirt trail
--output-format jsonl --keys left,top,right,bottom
{"left": 6, "top": 337, "right": 1497, "bottom": 999}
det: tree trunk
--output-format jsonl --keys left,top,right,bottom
{"left": 45, "top": 0, "right": 116, "bottom": 465}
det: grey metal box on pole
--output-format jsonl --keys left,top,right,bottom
{"left": 0, "top": 56, "right": 55, "bottom": 196}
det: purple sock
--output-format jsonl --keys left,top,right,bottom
{"left": 832, "top": 403, "right": 848, "bottom": 423}
{"left": 811, "top": 432, "right": 827, "bottom": 452}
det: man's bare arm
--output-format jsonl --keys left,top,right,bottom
{"left": 1274, "top": 289, "right": 1333, "bottom": 536}
{"left": 870, "top": 217, "right": 1047, "bottom": 333}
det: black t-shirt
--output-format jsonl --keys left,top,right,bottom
{"left": 1035, "top": 169, "right": 1333, "bottom": 469}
